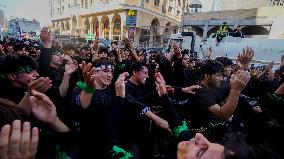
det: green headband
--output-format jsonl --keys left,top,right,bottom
{"left": 15, "top": 65, "right": 33, "bottom": 74}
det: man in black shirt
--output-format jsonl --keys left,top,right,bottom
{"left": 121, "top": 62, "right": 171, "bottom": 158}
{"left": 190, "top": 60, "right": 251, "bottom": 141}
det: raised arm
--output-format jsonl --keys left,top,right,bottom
{"left": 59, "top": 60, "right": 78, "bottom": 98}
{"left": 91, "top": 39, "right": 99, "bottom": 62}
{"left": 208, "top": 70, "right": 251, "bottom": 120}
{"left": 78, "top": 61, "right": 97, "bottom": 109}
{"left": 39, "top": 27, "right": 52, "bottom": 75}
{"left": 236, "top": 47, "right": 254, "bottom": 70}
{"left": 123, "top": 37, "right": 140, "bottom": 62}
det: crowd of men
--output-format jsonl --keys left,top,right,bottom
{"left": 0, "top": 27, "right": 284, "bottom": 159}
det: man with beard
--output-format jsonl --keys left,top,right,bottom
{"left": 189, "top": 60, "right": 251, "bottom": 142}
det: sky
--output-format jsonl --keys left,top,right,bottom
{"left": 1, "top": 0, "right": 51, "bottom": 27}
{"left": 0, "top": 0, "right": 216, "bottom": 27}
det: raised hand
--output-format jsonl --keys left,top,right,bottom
{"left": 29, "top": 90, "right": 57, "bottom": 124}
{"left": 93, "top": 39, "right": 100, "bottom": 50}
{"left": 65, "top": 60, "right": 78, "bottom": 75}
{"left": 236, "top": 47, "right": 254, "bottom": 70}
{"left": 115, "top": 72, "right": 129, "bottom": 98}
{"left": 207, "top": 47, "right": 212, "bottom": 59}
{"left": 155, "top": 72, "right": 167, "bottom": 97}
{"left": 0, "top": 120, "right": 39, "bottom": 159}
{"left": 40, "top": 27, "right": 52, "bottom": 48}
{"left": 79, "top": 61, "right": 97, "bottom": 88}
{"left": 28, "top": 77, "right": 52, "bottom": 93}
{"left": 230, "top": 70, "right": 251, "bottom": 92}
{"left": 182, "top": 85, "right": 201, "bottom": 94}
{"left": 122, "top": 37, "right": 132, "bottom": 51}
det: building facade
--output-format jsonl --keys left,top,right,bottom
{"left": 221, "top": 0, "right": 284, "bottom": 10}
{"left": 0, "top": 9, "right": 5, "bottom": 28}
{"left": 0, "top": 8, "right": 6, "bottom": 40}
{"left": 8, "top": 18, "right": 41, "bottom": 36}
{"left": 49, "top": 0, "right": 186, "bottom": 46}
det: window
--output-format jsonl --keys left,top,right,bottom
{"left": 85, "top": 0, "right": 88, "bottom": 8}
{"left": 68, "top": 4, "right": 71, "bottom": 8}
{"left": 90, "top": 0, "right": 93, "bottom": 5}
{"left": 177, "top": 10, "right": 180, "bottom": 16}
{"left": 58, "top": 8, "right": 60, "bottom": 14}
{"left": 154, "top": 0, "right": 160, "bottom": 7}
{"left": 168, "top": 6, "right": 173, "bottom": 13}
{"left": 162, "top": 0, "right": 167, "bottom": 14}
{"left": 145, "top": 0, "right": 149, "bottom": 3}
{"left": 178, "top": 0, "right": 181, "bottom": 6}
{"left": 62, "top": 6, "right": 64, "bottom": 13}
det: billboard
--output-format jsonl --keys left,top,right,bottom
{"left": 126, "top": 10, "right": 137, "bottom": 27}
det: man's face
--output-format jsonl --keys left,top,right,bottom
{"left": 207, "top": 72, "right": 223, "bottom": 87}
{"left": 96, "top": 65, "right": 113, "bottom": 87}
{"left": 14, "top": 70, "right": 39, "bottom": 88}
{"left": 182, "top": 54, "right": 190, "bottom": 68}
{"left": 98, "top": 52, "right": 107, "bottom": 58}
{"left": 139, "top": 52, "right": 145, "bottom": 61}
{"left": 51, "top": 53, "right": 63, "bottom": 66}
{"left": 188, "top": 61, "right": 196, "bottom": 69}
{"left": 6, "top": 46, "right": 14, "bottom": 53}
{"left": 223, "top": 66, "right": 232, "bottom": 77}
{"left": 135, "top": 66, "right": 149, "bottom": 85}
{"left": 177, "top": 133, "right": 225, "bottom": 159}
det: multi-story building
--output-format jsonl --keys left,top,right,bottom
{"left": 49, "top": 0, "right": 186, "bottom": 45}
{"left": 8, "top": 18, "right": 41, "bottom": 36}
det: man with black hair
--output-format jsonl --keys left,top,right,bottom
{"left": 72, "top": 59, "right": 132, "bottom": 159}
{"left": 0, "top": 54, "right": 53, "bottom": 117}
{"left": 190, "top": 60, "right": 251, "bottom": 141}
{"left": 119, "top": 61, "right": 172, "bottom": 158}
{"left": 215, "top": 56, "right": 233, "bottom": 85}
{"left": 39, "top": 27, "right": 78, "bottom": 98}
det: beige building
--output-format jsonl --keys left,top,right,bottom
{"left": 49, "top": 0, "right": 186, "bottom": 45}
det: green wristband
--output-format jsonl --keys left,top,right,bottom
{"left": 173, "top": 120, "right": 189, "bottom": 139}
{"left": 112, "top": 145, "right": 133, "bottom": 159}
{"left": 76, "top": 81, "right": 96, "bottom": 93}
